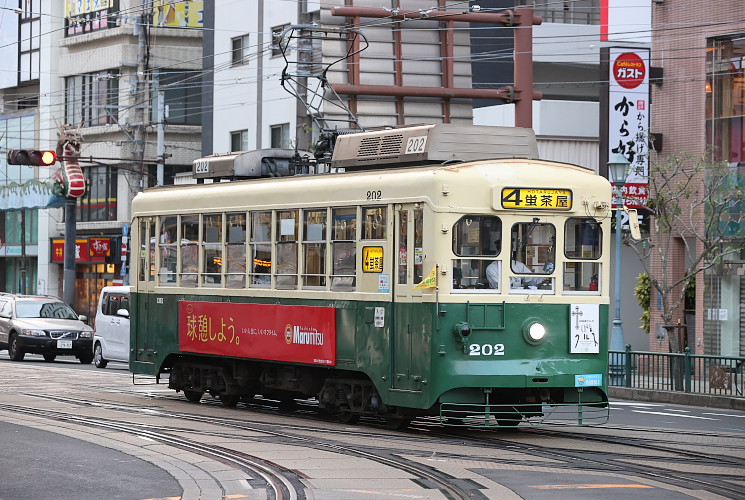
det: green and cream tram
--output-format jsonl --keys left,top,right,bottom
{"left": 130, "top": 124, "right": 612, "bottom": 427}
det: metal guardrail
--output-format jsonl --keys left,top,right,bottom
{"left": 609, "top": 346, "right": 745, "bottom": 398}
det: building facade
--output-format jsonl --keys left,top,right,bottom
{"left": 651, "top": 1, "right": 745, "bottom": 357}
{"left": 0, "top": 0, "right": 203, "bottom": 319}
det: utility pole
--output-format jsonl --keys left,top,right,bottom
{"left": 132, "top": 1, "right": 151, "bottom": 196}
{"left": 157, "top": 88, "right": 165, "bottom": 185}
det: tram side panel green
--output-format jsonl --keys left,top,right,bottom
{"left": 430, "top": 302, "right": 609, "bottom": 403}
{"left": 129, "top": 292, "right": 363, "bottom": 378}
{"left": 130, "top": 291, "right": 178, "bottom": 375}
{"left": 381, "top": 302, "right": 608, "bottom": 409}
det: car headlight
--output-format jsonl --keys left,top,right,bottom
{"left": 21, "top": 329, "right": 47, "bottom": 337}
{"left": 79, "top": 331, "right": 94, "bottom": 338}
{"left": 522, "top": 320, "right": 547, "bottom": 344}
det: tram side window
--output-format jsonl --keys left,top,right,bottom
{"left": 180, "top": 215, "right": 199, "bottom": 287}
{"left": 158, "top": 216, "right": 178, "bottom": 285}
{"left": 141, "top": 220, "right": 156, "bottom": 282}
{"left": 363, "top": 206, "right": 386, "bottom": 240}
{"left": 303, "top": 209, "right": 327, "bottom": 288}
{"left": 451, "top": 215, "right": 502, "bottom": 290}
{"left": 201, "top": 214, "right": 223, "bottom": 286}
{"left": 226, "top": 212, "right": 247, "bottom": 289}
{"left": 563, "top": 217, "right": 602, "bottom": 293}
{"left": 138, "top": 219, "right": 148, "bottom": 282}
{"left": 414, "top": 209, "right": 423, "bottom": 283}
{"left": 250, "top": 211, "right": 272, "bottom": 287}
{"left": 331, "top": 207, "right": 356, "bottom": 291}
{"left": 510, "top": 222, "right": 555, "bottom": 291}
{"left": 276, "top": 210, "right": 298, "bottom": 289}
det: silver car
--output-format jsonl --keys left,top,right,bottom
{"left": 0, "top": 293, "right": 94, "bottom": 363}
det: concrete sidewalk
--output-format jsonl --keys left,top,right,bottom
{"left": 609, "top": 386, "right": 745, "bottom": 411}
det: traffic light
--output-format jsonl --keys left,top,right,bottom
{"left": 6, "top": 149, "right": 57, "bottom": 166}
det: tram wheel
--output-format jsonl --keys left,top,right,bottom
{"left": 338, "top": 410, "right": 359, "bottom": 424}
{"left": 183, "top": 390, "right": 204, "bottom": 403}
{"left": 385, "top": 417, "right": 411, "bottom": 431}
{"left": 495, "top": 413, "right": 521, "bottom": 428}
{"left": 219, "top": 395, "right": 240, "bottom": 408}
{"left": 43, "top": 354, "right": 56, "bottom": 362}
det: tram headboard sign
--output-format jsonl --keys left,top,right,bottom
{"left": 500, "top": 187, "right": 573, "bottom": 210}
{"left": 179, "top": 301, "right": 336, "bottom": 365}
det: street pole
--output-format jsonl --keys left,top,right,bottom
{"left": 608, "top": 154, "right": 630, "bottom": 385}
{"left": 63, "top": 198, "right": 77, "bottom": 306}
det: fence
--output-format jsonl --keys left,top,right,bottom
{"left": 609, "top": 346, "right": 745, "bottom": 398}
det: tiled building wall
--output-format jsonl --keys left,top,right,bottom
{"left": 650, "top": 1, "right": 745, "bottom": 354}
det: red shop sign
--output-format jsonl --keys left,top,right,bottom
{"left": 52, "top": 239, "right": 91, "bottom": 263}
{"left": 90, "top": 237, "right": 111, "bottom": 258}
{"left": 179, "top": 301, "right": 336, "bottom": 366}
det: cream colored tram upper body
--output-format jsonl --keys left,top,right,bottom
{"left": 131, "top": 158, "right": 613, "bottom": 305}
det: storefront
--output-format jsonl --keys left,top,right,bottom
{"left": 51, "top": 236, "right": 125, "bottom": 322}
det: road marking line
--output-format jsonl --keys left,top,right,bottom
{"left": 631, "top": 410, "right": 716, "bottom": 420}
{"left": 531, "top": 484, "right": 653, "bottom": 490}
{"left": 703, "top": 412, "right": 745, "bottom": 418}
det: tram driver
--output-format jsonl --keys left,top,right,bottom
{"left": 486, "top": 260, "right": 543, "bottom": 290}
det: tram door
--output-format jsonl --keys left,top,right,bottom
{"left": 392, "top": 205, "right": 425, "bottom": 391}
{"left": 134, "top": 218, "right": 157, "bottom": 364}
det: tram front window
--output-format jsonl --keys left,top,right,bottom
{"left": 451, "top": 215, "right": 501, "bottom": 291}
{"left": 563, "top": 217, "right": 602, "bottom": 293}
{"left": 510, "top": 221, "right": 555, "bottom": 292}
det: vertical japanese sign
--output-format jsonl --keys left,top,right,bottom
{"left": 608, "top": 47, "right": 650, "bottom": 209}
{"left": 569, "top": 304, "right": 600, "bottom": 354}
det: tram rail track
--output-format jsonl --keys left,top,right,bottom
{"left": 7, "top": 386, "right": 745, "bottom": 499}
{"left": 4, "top": 394, "right": 482, "bottom": 500}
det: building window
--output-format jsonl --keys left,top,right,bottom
{"left": 157, "top": 71, "right": 202, "bottom": 125}
{"left": 65, "top": 71, "right": 120, "bottom": 127}
{"left": 231, "top": 130, "right": 249, "bottom": 152}
{"left": 19, "top": 0, "right": 40, "bottom": 82}
{"left": 521, "top": 0, "right": 600, "bottom": 25}
{"left": 706, "top": 37, "right": 745, "bottom": 164}
{"left": 270, "top": 123, "right": 290, "bottom": 148}
{"left": 231, "top": 34, "right": 250, "bottom": 66}
{"left": 271, "top": 25, "right": 288, "bottom": 57}
{"left": 77, "top": 165, "right": 117, "bottom": 222}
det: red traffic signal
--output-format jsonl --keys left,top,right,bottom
{"left": 7, "top": 149, "right": 57, "bottom": 166}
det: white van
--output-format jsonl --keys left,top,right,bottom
{"left": 93, "top": 285, "right": 131, "bottom": 368}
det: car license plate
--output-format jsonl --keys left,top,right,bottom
{"left": 57, "top": 340, "right": 72, "bottom": 349}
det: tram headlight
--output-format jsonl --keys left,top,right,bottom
{"left": 522, "top": 320, "right": 547, "bottom": 344}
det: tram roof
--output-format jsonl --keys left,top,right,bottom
{"left": 133, "top": 157, "right": 610, "bottom": 216}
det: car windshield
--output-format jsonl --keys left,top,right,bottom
{"left": 16, "top": 301, "right": 79, "bottom": 320}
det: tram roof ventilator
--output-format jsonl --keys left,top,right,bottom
{"left": 330, "top": 124, "right": 539, "bottom": 170}
{"left": 192, "top": 124, "right": 539, "bottom": 181}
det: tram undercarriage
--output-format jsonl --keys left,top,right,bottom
{"left": 164, "top": 355, "right": 608, "bottom": 428}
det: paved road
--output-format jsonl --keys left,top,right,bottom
{"left": 1, "top": 422, "right": 181, "bottom": 500}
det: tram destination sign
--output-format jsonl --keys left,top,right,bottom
{"left": 500, "top": 187, "right": 573, "bottom": 210}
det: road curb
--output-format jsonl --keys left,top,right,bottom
{"left": 610, "top": 387, "right": 745, "bottom": 411}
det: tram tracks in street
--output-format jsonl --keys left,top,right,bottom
{"left": 8, "top": 394, "right": 483, "bottom": 500}
{"left": 468, "top": 427, "right": 745, "bottom": 499}
{"left": 0, "top": 401, "right": 301, "bottom": 500}
{"left": 10, "top": 388, "right": 745, "bottom": 499}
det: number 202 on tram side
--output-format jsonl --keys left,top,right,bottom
{"left": 129, "top": 126, "right": 613, "bottom": 428}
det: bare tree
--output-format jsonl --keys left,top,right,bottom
{"left": 628, "top": 152, "right": 745, "bottom": 353}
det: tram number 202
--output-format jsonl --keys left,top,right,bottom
{"left": 469, "top": 343, "right": 506, "bottom": 356}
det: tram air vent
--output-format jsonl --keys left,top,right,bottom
{"left": 332, "top": 123, "right": 539, "bottom": 170}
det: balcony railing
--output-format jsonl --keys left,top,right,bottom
{"left": 609, "top": 346, "right": 745, "bottom": 398}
